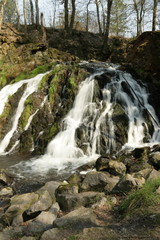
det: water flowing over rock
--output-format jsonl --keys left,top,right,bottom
{"left": 0, "top": 63, "right": 160, "bottom": 177}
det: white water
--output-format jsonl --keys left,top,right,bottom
{"left": 0, "top": 72, "right": 49, "bottom": 155}
{"left": 1, "top": 66, "right": 160, "bottom": 176}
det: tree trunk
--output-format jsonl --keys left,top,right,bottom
{"left": 53, "top": 0, "right": 57, "bottom": 28}
{"left": 70, "top": 0, "right": 76, "bottom": 30}
{"left": 95, "top": 0, "right": 102, "bottom": 34}
{"left": 29, "top": 0, "right": 34, "bottom": 25}
{"left": 133, "top": 0, "right": 145, "bottom": 36}
{"left": 152, "top": 0, "right": 158, "bottom": 31}
{"left": 15, "top": 0, "right": 20, "bottom": 30}
{"left": 104, "top": 0, "right": 113, "bottom": 43}
{"left": 64, "top": 0, "right": 69, "bottom": 30}
{"left": 0, "top": 0, "right": 7, "bottom": 30}
{"left": 100, "top": 0, "right": 106, "bottom": 34}
{"left": 41, "top": 12, "right": 47, "bottom": 44}
{"left": 86, "top": 0, "right": 91, "bottom": 32}
{"left": 23, "top": 0, "right": 27, "bottom": 35}
{"left": 35, "top": 0, "right": 39, "bottom": 26}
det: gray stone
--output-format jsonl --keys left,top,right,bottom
{"left": 0, "top": 169, "right": 13, "bottom": 186}
{"left": 54, "top": 206, "right": 98, "bottom": 228}
{"left": 39, "top": 181, "right": 61, "bottom": 199}
{"left": 0, "top": 187, "right": 13, "bottom": 196}
{"left": 56, "top": 191, "right": 105, "bottom": 211}
{"left": 27, "top": 189, "right": 53, "bottom": 214}
{"left": 20, "top": 237, "right": 36, "bottom": 240}
{"left": 34, "top": 211, "right": 57, "bottom": 225}
{"left": 149, "top": 152, "right": 160, "bottom": 169}
{"left": 49, "top": 202, "right": 60, "bottom": 215}
{"left": 112, "top": 174, "right": 139, "bottom": 194}
{"left": 132, "top": 168, "right": 153, "bottom": 179}
{"left": 107, "top": 160, "right": 126, "bottom": 176}
{"left": 147, "top": 169, "right": 160, "bottom": 180}
{"left": 4, "top": 192, "right": 39, "bottom": 225}
{"left": 40, "top": 228, "right": 60, "bottom": 240}
{"left": 81, "top": 171, "right": 115, "bottom": 192}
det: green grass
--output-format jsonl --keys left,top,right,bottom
{"left": 119, "top": 178, "right": 160, "bottom": 215}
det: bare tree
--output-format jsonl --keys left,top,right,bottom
{"left": 133, "top": 0, "right": 146, "bottom": 36}
{"left": 29, "top": 0, "right": 34, "bottom": 25}
{"left": 152, "top": 0, "right": 158, "bottom": 31}
{"left": 15, "top": 0, "right": 20, "bottom": 29}
{"left": 86, "top": 0, "right": 92, "bottom": 32}
{"left": 70, "top": 0, "right": 76, "bottom": 29}
{"left": 0, "top": 0, "right": 7, "bottom": 30}
{"left": 100, "top": 0, "right": 106, "bottom": 34}
{"left": 23, "top": 0, "right": 27, "bottom": 34}
{"left": 95, "top": 0, "right": 102, "bottom": 34}
{"left": 35, "top": 0, "right": 39, "bottom": 26}
{"left": 64, "top": 0, "right": 69, "bottom": 30}
{"left": 105, "top": 0, "right": 113, "bottom": 41}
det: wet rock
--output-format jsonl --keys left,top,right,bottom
{"left": 0, "top": 226, "right": 23, "bottom": 240}
{"left": 54, "top": 207, "right": 98, "bottom": 228}
{"left": 81, "top": 171, "right": 118, "bottom": 192}
{"left": 149, "top": 152, "right": 160, "bottom": 170}
{"left": 67, "top": 172, "right": 83, "bottom": 185}
{"left": 21, "top": 237, "right": 36, "bottom": 240}
{"left": 56, "top": 191, "right": 105, "bottom": 211}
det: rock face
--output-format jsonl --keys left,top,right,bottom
{"left": 126, "top": 31, "right": 160, "bottom": 118}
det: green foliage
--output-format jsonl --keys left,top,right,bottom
{"left": 67, "top": 236, "right": 79, "bottom": 240}
{"left": 119, "top": 178, "right": 160, "bottom": 215}
{"left": 0, "top": 102, "right": 11, "bottom": 120}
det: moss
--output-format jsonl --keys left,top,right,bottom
{"left": 0, "top": 102, "right": 11, "bottom": 120}
{"left": 11, "top": 64, "right": 52, "bottom": 84}
{"left": 49, "top": 123, "right": 59, "bottom": 138}
{"left": 19, "top": 97, "right": 33, "bottom": 130}
{"left": 119, "top": 178, "right": 160, "bottom": 216}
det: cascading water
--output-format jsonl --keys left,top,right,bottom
{"left": 0, "top": 72, "right": 50, "bottom": 155}
{"left": 0, "top": 64, "right": 160, "bottom": 176}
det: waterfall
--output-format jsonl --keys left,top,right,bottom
{"left": 0, "top": 72, "right": 49, "bottom": 155}
{"left": 1, "top": 65, "right": 160, "bottom": 176}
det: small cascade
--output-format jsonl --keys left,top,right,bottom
{"left": 0, "top": 72, "right": 49, "bottom": 155}
{"left": 1, "top": 64, "right": 160, "bottom": 176}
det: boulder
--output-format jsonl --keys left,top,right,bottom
{"left": 3, "top": 192, "right": 39, "bottom": 225}
{"left": 34, "top": 211, "right": 57, "bottom": 226}
{"left": 95, "top": 156, "right": 110, "bottom": 171}
{"left": 40, "top": 228, "right": 60, "bottom": 240}
{"left": 56, "top": 191, "right": 105, "bottom": 211}
{"left": 56, "top": 183, "right": 79, "bottom": 196}
{"left": 107, "top": 160, "right": 126, "bottom": 176}
{"left": 0, "top": 169, "right": 13, "bottom": 186}
{"left": 54, "top": 207, "right": 98, "bottom": 228}
{"left": 147, "top": 169, "right": 160, "bottom": 181}
{"left": 81, "top": 171, "right": 119, "bottom": 192}
{"left": 149, "top": 152, "right": 160, "bottom": 170}
{"left": 112, "top": 174, "right": 145, "bottom": 194}
{"left": 26, "top": 189, "right": 53, "bottom": 214}
{"left": 0, "top": 187, "right": 13, "bottom": 197}
{"left": 132, "top": 168, "right": 153, "bottom": 180}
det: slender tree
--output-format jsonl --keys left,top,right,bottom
{"left": 29, "top": 0, "right": 34, "bottom": 25}
{"left": 0, "top": 0, "right": 7, "bottom": 30}
{"left": 152, "top": 0, "right": 158, "bottom": 31}
{"left": 86, "top": 0, "right": 92, "bottom": 32}
{"left": 23, "top": 0, "right": 27, "bottom": 34}
{"left": 133, "top": 0, "right": 146, "bottom": 36}
{"left": 35, "top": 0, "right": 39, "bottom": 26}
{"left": 70, "top": 0, "right": 76, "bottom": 29}
{"left": 15, "top": 0, "right": 20, "bottom": 29}
{"left": 105, "top": 0, "right": 113, "bottom": 41}
{"left": 64, "top": 0, "right": 69, "bottom": 30}
{"left": 95, "top": 0, "right": 102, "bottom": 34}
